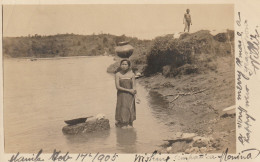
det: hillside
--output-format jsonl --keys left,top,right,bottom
{"left": 3, "top": 34, "right": 151, "bottom": 58}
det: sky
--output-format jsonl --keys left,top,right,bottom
{"left": 3, "top": 4, "right": 234, "bottom": 40}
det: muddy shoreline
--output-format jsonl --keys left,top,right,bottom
{"left": 135, "top": 55, "right": 236, "bottom": 153}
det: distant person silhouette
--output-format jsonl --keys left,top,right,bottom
{"left": 183, "top": 9, "right": 192, "bottom": 32}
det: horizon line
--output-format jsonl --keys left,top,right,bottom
{"left": 3, "top": 28, "right": 234, "bottom": 40}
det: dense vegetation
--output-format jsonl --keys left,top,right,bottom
{"left": 144, "top": 30, "right": 234, "bottom": 76}
{"left": 3, "top": 33, "right": 151, "bottom": 58}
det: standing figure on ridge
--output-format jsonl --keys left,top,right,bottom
{"left": 183, "top": 9, "right": 192, "bottom": 32}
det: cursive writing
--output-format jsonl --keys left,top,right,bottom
{"left": 134, "top": 151, "right": 170, "bottom": 162}
{"left": 49, "top": 149, "right": 72, "bottom": 162}
{"left": 8, "top": 149, "right": 44, "bottom": 162}
{"left": 219, "top": 148, "right": 260, "bottom": 162}
{"left": 8, "top": 149, "right": 119, "bottom": 162}
{"left": 245, "top": 85, "right": 250, "bottom": 107}
{"left": 237, "top": 106, "right": 256, "bottom": 145}
{"left": 236, "top": 12, "right": 259, "bottom": 76}
{"left": 236, "top": 70, "right": 249, "bottom": 100}
{"left": 248, "top": 28, "right": 260, "bottom": 74}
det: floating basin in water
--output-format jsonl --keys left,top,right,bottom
{"left": 64, "top": 116, "right": 93, "bottom": 126}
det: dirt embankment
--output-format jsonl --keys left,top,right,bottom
{"left": 138, "top": 55, "right": 235, "bottom": 153}
{"left": 141, "top": 31, "right": 235, "bottom": 153}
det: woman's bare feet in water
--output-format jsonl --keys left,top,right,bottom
{"left": 116, "top": 121, "right": 133, "bottom": 129}
{"left": 115, "top": 121, "right": 120, "bottom": 127}
{"left": 121, "top": 126, "right": 128, "bottom": 129}
{"left": 128, "top": 122, "right": 133, "bottom": 128}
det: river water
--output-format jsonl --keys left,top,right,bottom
{"left": 4, "top": 56, "right": 174, "bottom": 153}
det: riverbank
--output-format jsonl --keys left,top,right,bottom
{"left": 137, "top": 55, "right": 235, "bottom": 153}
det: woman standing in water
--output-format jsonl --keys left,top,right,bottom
{"left": 115, "top": 59, "right": 136, "bottom": 128}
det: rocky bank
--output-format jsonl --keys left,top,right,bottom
{"left": 138, "top": 55, "right": 236, "bottom": 153}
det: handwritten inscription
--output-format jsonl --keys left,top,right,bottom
{"left": 7, "top": 148, "right": 260, "bottom": 162}
{"left": 236, "top": 11, "right": 258, "bottom": 146}
{"left": 237, "top": 106, "right": 256, "bottom": 145}
{"left": 236, "top": 12, "right": 260, "bottom": 76}
{"left": 236, "top": 70, "right": 249, "bottom": 100}
{"left": 49, "top": 149, "right": 72, "bottom": 161}
{"left": 248, "top": 29, "right": 260, "bottom": 74}
{"left": 219, "top": 148, "right": 260, "bottom": 162}
{"left": 171, "top": 148, "right": 260, "bottom": 162}
{"left": 8, "top": 149, "right": 44, "bottom": 162}
{"left": 245, "top": 85, "right": 249, "bottom": 107}
{"left": 8, "top": 150, "right": 118, "bottom": 162}
{"left": 134, "top": 151, "right": 170, "bottom": 162}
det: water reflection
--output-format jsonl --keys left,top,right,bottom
{"left": 64, "top": 129, "right": 110, "bottom": 144}
{"left": 147, "top": 91, "right": 178, "bottom": 128}
{"left": 116, "top": 128, "right": 137, "bottom": 153}
{"left": 148, "top": 91, "right": 170, "bottom": 113}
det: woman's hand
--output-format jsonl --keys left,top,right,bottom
{"left": 129, "top": 89, "right": 137, "bottom": 95}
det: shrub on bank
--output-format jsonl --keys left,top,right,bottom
{"left": 144, "top": 30, "right": 234, "bottom": 77}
